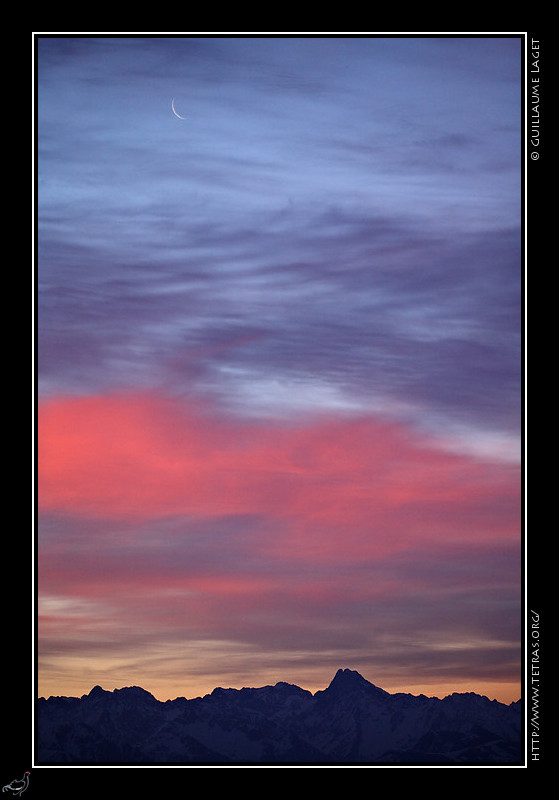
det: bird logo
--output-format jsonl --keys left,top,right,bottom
{"left": 2, "top": 773, "right": 30, "bottom": 797}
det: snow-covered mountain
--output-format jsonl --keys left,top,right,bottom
{"left": 37, "top": 668, "right": 522, "bottom": 765}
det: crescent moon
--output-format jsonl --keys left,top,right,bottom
{"left": 171, "top": 98, "right": 186, "bottom": 120}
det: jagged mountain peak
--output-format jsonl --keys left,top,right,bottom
{"left": 114, "top": 685, "right": 156, "bottom": 698}
{"left": 324, "top": 668, "right": 388, "bottom": 697}
{"left": 86, "top": 684, "right": 109, "bottom": 698}
{"left": 84, "top": 684, "right": 158, "bottom": 704}
{"left": 207, "top": 680, "right": 313, "bottom": 708}
{"left": 330, "top": 667, "right": 369, "bottom": 685}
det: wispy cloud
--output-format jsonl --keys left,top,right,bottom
{"left": 38, "top": 390, "right": 520, "bottom": 699}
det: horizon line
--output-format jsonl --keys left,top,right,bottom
{"left": 37, "top": 668, "right": 522, "bottom": 706}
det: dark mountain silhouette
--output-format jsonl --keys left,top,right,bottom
{"left": 37, "top": 668, "right": 523, "bottom": 765}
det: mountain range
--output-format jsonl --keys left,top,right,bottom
{"left": 37, "top": 668, "right": 523, "bottom": 765}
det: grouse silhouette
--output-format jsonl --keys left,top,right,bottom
{"left": 2, "top": 773, "right": 30, "bottom": 797}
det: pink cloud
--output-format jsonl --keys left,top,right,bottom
{"left": 38, "top": 391, "right": 520, "bottom": 560}
{"left": 37, "top": 388, "right": 521, "bottom": 702}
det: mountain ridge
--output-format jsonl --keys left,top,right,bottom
{"left": 40, "top": 668, "right": 520, "bottom": 705}
{"left": 37, "top": 668, "right": 523, "bottom": 765}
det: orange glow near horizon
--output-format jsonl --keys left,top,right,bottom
{"left": 37, "top": 391, "right": 521, "bottom": 706}
{"left": 36, "top": 664, "right": 522, "bottom": 707}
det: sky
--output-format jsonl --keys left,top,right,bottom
{"left": 36, "top": 35, "right": 523, "bottom": 704}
